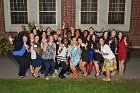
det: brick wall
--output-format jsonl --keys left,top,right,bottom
{"left": 61, "top": 0, "right": 76, "bottom": 28}
{"left": 0, "top": 0, "right": 5, "bottom": 38}
{"left": 128, "top": 0, "right": 140, "bottom": 47}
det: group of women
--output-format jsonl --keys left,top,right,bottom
{"left": 8, "top": 25, "right": 128, "bottom": 81}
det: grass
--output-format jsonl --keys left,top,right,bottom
{"left": 0, "top": 78, "right": 140, "bottom": 93}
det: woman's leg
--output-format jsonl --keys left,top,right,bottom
{"left": 103, "top": 71, "right": 111, "bottom": 81}
{"left": 70, "top": 64, "right": 78, "bottom": 78}
{"left": 50, "top": 60, "right": 55, "bottom": 77}
{"left": 119, "top": 61, "right": 122, "bottom": 75}
{"left": 59, "top": 61, "right": 69, "bottom": 78}
{"left": 70, "top": 63, "right": 75, "bottom": 77}
{"left": 43, "top": 60, "right": 50, "bottom": 77}
{"left": 120, "top": 60, "right": 125, "bottom": 76}
{"left": 59, "top": 61, "right": 65, "bottom": 78}
{"left": 106, "top": 71, "right": 111, "bottom": 79}
{"left": 94, "top": 61, "right": 100, "bottom": 77}
{"left": 14, "top": 56, "right": 27, "bottom": 77}
{"left": 30, "top": 65, "right": 34, "bottom": 74}
{"left": 80, "top": 61, "right": 87, "bottom": 77}
{"left": 87, "top": 62, "right": 93, "bottom": 75}
{"left": 33, "top": 66, "right": 41, "bottom": 77}
{"left": 73, "top": 67, "right": 78, "bottom": 78}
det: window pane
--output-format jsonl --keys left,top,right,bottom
{"left": 10, "top": 0, "right": 28, "bottom": 24}
{"left": 81, "top": 0, "right": 98, "bottom": 24}
{"left": 81, "top": 12, "right": 97, "bottom": 24}
{"left": 81, "top": 0, "right": 97, "bottom": 11}
{"left": 11, "top": 12, "right": 28, "bottom": 24}
{"left": 10, "top": 0, "right": 27, "bottom": 11}
{"left": 39, "top": 0, "right": 56, "bottom": 11}
{"left": 108, "top": 12, "right": 125, "bottom": 24}
{"left": 108, "top": 0, "right": 125, "bottom": 24}
{"left": 109, "top": 0, "right": 125, "bottom": 11}
{"left": 39, "top": 12, "right": 56, "bottom": 24}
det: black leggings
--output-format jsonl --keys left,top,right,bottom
{"left": 13, "top": 55, "right": 28, "bottom": 76}
{"left": 59, "top": 61, "right": 70, "bottom": 76}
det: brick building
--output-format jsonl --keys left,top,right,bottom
{"left": 0, "top": 0, "right": 140, "bottom": 48}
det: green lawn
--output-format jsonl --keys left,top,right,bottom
{"left": 0, "top": 78, "right": 140, "bottom": 93}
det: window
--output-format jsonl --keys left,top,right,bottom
{"left": 4, "top": 0, "right": 61, "bottom": 32}
{"left": 80, "top": 0, "right": 97, "bottom": 24}
{"left": 108, "top": 0, "right": 125, "bottom": 24}
{"left": 10, "top": 0, "right": 28, "bottom": 24}
{"left": 39, "top": 0, "right": 56, "bottom": 24}
{"left": 76, "top": 0, "right": 131, "bottom": 31}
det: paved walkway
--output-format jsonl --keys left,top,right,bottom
{"left": 0, "top": 54, "right": 140, "bottom": 79}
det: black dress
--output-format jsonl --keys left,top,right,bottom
{"left": 110, "top": 40, "right": 117, "bottom": 54}
{"left": 93, "top": 42, "right": 104, "bottom": 62}
{"left": 81, "top": 42, "right": 91, "bottom": 62}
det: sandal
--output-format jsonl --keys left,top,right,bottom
{"left": 83, "top": 73, "right": 88, "bottom": 77}
{"left": 102, "top": 78, "right": 111, "bottom": 81}
{"left": 95, "top": 71, "right": 100, "bottom": 77}
{"left": 111, "top": 71, "right": 116, "bottom": 76}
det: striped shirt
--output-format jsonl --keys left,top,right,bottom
{"left": 57, "top": 44, "right": 70, "bottom": 63}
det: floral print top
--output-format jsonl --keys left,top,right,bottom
{"left": 69, "top": 45, "right": 81, "bottom": 66}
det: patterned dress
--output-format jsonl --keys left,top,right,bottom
{"left": 101, "top": 44, "right": 117, "bottom": 72}
{"left": 69, "top": 46, "right": 81, "bottom": 66}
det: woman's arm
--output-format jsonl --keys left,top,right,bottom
{"left": 8, "top": 36, "right": 14, "bottom": 44}
{"left": 124, "top": 37, "right": 128, "bottom": 47}
{"left": 58, "top": 44, "right": 64, "bottom": 54}
{"left": 53, "top": 43, "right": 56, "bottom": 62}
{"left": 41, "top": 42, "right": 48, "bottom": 52}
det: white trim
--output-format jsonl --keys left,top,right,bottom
{"left": 76, "top": 0, "right": 131, "bottom": 32}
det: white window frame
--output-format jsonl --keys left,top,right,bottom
{"left": 76, "top": 0, "right": 131, "bottom": 31}
{"left": 4, "top": 0, "right": 61, "bottom": 32}
{"left": 10, "top": 0, "right": 28, "bottom": 24}
{"left": 80, "top": 0, "right": 98, "bottom": 24}
{"left": 108, "top": 0, "right": 126, "bottom": 24}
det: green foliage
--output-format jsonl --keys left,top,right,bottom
{"left": 0, "top": 38, "right": 14, "bottom": 55}
{"left": 21, "top": 22, "right": 42, "bottom": 36}
{"left": 21, "top": 22, "right": 34, "bottom": 36}
{"left": 28, "top": 22, "right": 32, "bottom": 32}
{"left": 21, "top": 25, "right": 28, "bottom": 36}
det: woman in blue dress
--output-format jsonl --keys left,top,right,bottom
{"left": 69, "top": 41, "right": 81, "bottom": 79}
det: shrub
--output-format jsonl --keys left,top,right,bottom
{"left": 0, "top": 38, "right": 14, "bottom": 55}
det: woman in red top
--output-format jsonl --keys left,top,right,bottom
{"left": 117, "top": 32, "right": 128, "bottom": 76}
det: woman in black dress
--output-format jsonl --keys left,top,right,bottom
{"left": 109, "top": 30, "right": 118, "bottom": 75}
{"left": 78, "top": 37, "right": 90, "bottom": 77}
{"left": 93, "top": 38, "right": 104, "bottom": 77}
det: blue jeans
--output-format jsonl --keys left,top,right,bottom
{"left": 42, "top": 59, "right": 55, "bottom": 77}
